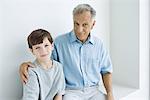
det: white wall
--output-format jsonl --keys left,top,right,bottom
{"left": 0, "top": 2, "right": 3, "bottom": 99}
{"left": 110, "top": 0, "right": 149, "bottom": 99}
{"left": 110, "top": 0, "right": 139, "bottom": 88}
{"left": 121, "top": 0, "right": 149, "bottom": 99}
{"left": 0, "top": 0, "right": 110, "bottom": 99}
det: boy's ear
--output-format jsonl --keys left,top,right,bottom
{"left": 51, "top": 43, "right": 54, "bottom": 50}
{"left": 29, "top": 48, "right": 34, "bottom": 54}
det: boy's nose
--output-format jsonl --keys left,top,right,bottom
{"left": 40, "top": 47, "right": 46, "bottom": 52}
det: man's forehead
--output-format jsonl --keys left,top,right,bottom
{"left": 73, "top": 17, "right": 93, "bottom": 23}
{"left": 74, "top": 11, "right": 91, "bottom": 17}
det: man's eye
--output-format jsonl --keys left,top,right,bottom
{"left": 83, "top": 24, "right": 88, "bottom": 26}
{"left": 74, "top": 22, "right": 79, "bottom": 26}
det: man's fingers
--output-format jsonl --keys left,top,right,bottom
{"left": 22, "top": 62, "right": 34, "bottom": 82}
{"left": 19, "top": 62, "right": 29, "bottom": 83}
{"left": 19, "top": 61, "right": 35, "bottom": 84}
{"left": 22, "top": 74, "right": 27, "bottom": 84}
{"left": 24, "top": 66, "right": 29, "bottom": 80}
{"left": 19, "top": 69, "right": 27, "bottom": 84}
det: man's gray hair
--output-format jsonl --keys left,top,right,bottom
{"left": 73, "top": 4, "right": 96, "bottom": 19}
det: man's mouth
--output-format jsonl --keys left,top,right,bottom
{"left": 40, "top": 54, "right": 48, "bottom": 57}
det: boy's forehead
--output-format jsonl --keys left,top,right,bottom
{"left": 33, "top": 37, "right": 50, "bottom": 46}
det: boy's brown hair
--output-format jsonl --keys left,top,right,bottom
{"left": 27, "top": 29, "right": 53, "bottom": 49}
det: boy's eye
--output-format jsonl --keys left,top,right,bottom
{"left": 45, "top": 44, "right": 49, "bottom": 47}
{"left": 35, "top": 47, "right": 40, "bottom": 49}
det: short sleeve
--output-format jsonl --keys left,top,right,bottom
{"left": 100, "top": 43, "right": 113, "bottom": 74}
{"left": 57, "top": 64, "right": 66, "bottom": 95}
{"left": 51, "top": 63, "right": 66, "bottom": 96}
{"left": 22, "top": 68, "right": 40, "bottom": 100}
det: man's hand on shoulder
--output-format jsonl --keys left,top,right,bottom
{"left": 19, "top": 62, "right": 35, "bottom": 84}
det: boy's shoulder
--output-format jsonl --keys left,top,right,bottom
{"left": 53, "top": 60, "right": 62, "bottom": 67}
{"left": 52, "top": 60, "right": 63, "bottom": 70}
{"left": 28, "top": 66, "right": 38, "bottom": 73}
{"left": 28, "top": 61, "right": 40, "bottom": 73}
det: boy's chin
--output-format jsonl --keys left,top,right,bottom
{"left": 39, "top": 57, "right": 50, "bottom": 61}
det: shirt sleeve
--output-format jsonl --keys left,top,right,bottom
{"left": 22, "top": 68, "right": 40, "bottom": 100}
{"left": 100, "top": 43, "right": 113, "bottom": 74}
{"left": 51, "top": 63, "right": 65, "bottom": 96}
{"left": 57, "top": 64, "right": 66, "bottom": 95}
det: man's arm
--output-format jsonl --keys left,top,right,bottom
{"left": 19, "top": 62, "right": 34, "bottom": 83}
{"left": 54, "top": 94, "right": 62, "bottom": 100}
{"left": 102, "top": 72, "right": 114, "bottom": 100}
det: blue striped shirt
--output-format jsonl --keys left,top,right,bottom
{"left": 52, "top": 31, "right": 112, "bottom": 90}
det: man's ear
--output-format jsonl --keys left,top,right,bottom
{"left": 91, "top": 20, "right": 96, "bottom": 29}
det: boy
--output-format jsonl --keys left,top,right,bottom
{"left": 22, "top": 29, "right": 65, "bottom": 100}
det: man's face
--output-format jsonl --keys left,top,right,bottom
{"left": 73, "top": 11, "right": 95, "bottom": 42}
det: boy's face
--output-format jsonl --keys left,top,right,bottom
{"left": 31, "top": 37, "right": 53, "bottom": 62}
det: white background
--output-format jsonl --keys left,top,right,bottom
{"left": 0, "top": 0, "right": 110, "bottom": 100}
{"left": 0, "top": 0, "right": 149, "bottom": 100}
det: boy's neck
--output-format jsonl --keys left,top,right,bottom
{"left": 37, "top": 59, "right": 53, "bottom": 70}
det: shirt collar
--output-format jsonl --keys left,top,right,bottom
{"left": 69, "top": 31, "right": 95, "bottom": 45}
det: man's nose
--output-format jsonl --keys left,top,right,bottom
{"left": 77, "top": 26, "right": 83, "bottom": 33}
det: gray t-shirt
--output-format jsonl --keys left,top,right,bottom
{"left": 22, "top": 60, "right": 65, "bottom": 100}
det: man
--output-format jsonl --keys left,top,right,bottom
{"left": 20, "top": 4, "right": 114, "bottom": 100}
